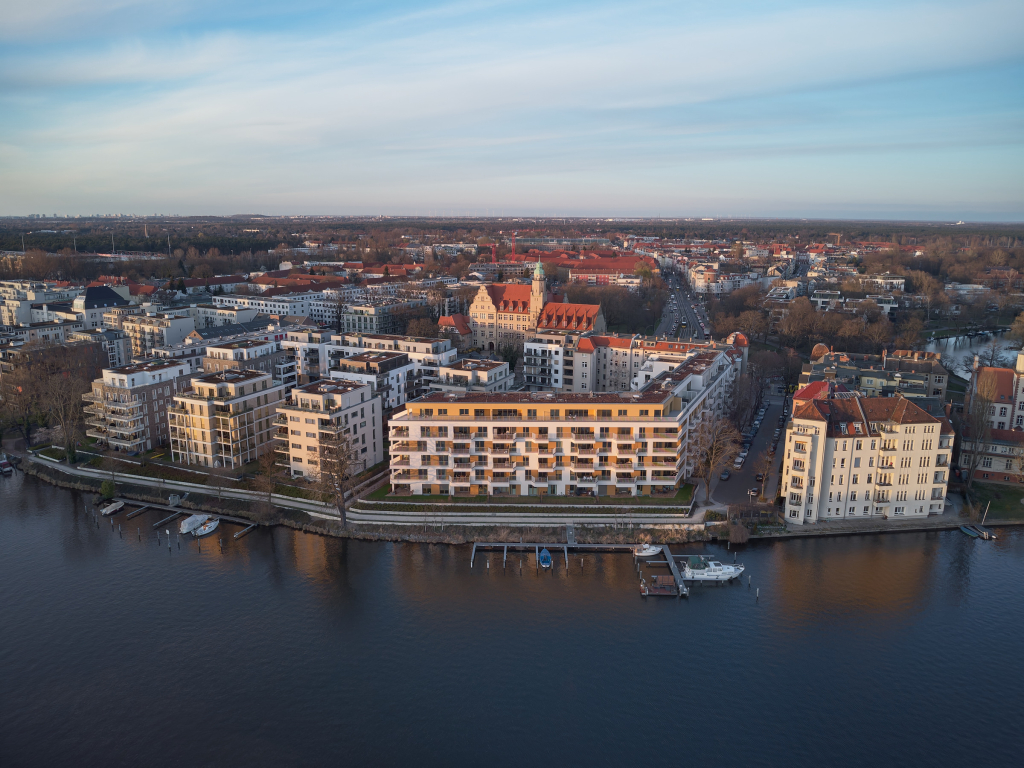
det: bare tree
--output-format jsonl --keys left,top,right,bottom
{"left": 207, "top": 464, "right": 235, "bottom": 503}
{"left": 251, "top": 451, "right": 279, "bottom": 520}
{"left": 958, "top": 369, "right": 999, "bottom": 490}
{"left": 691, "top": 416, "right": 741, "bottom": 503}
{"left": 0, "top": 365, "right": 41, "bottom": 447}
{"left": 43, "top": 371, "right": 87, "bottom": 463}
{"left": 313, "top": 430, "right": 359, "bottom": 528}
{"left": 755, "top": 449, "right": 774, "bottom": 499}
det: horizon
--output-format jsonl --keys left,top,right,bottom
{"left": 2, "top": 1, "right": 1022, "bottom": 221}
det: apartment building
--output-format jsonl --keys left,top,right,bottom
{"left": 802, "top": 348, "right": 949, "bottom": 401}
{"left": 431, "top": 359, "right": 513, "bottom": 393}
{"left": 282, "top": 329, "right": 333, "bottom": 384}
{"left": 965, "top": 351, "right": 1024, "bottom": 431}
{"left": 102, "top": 305, "right": 149, "bottom": 330}
{"left": 324, "top": 332, "right": 457, "bottom": 395}
{"left": 340, "top": 296, "right": 428, "bottom": 335}
{"left": 274, "top": 379, "right": 383, "bottom": 478}
{"left": 68, "top": 328, "right": 130, "bottom": 369}
{"left": 168, "top": 370, "right": 286, "bottom": 468}
{"left": 328, "top": 350, "right": 415, "bottom": 411}
{"left": 388, "top": 346, "right": 741, "bottom": 497}
{"left": 781, "top": 386, "right": 953, "bottom": 525}
{"left": 524, "top": 332, "right": 748, "bottom": 393}
{"left": 191, "top": 304, "right": 260, "bottom": 328}
{"left": 0, "top": 280, "right": 81, "bottom": 326}
{"left": 123, "top": 313, "right": 196, "bottom": 358}
{"left": 203, "top": 338, "right": 296, "bottom": 389}
{"left": 83, "top": 359, "right": 192, "bottom": 452}
{"left": 212, "top": 291, "right": 324, "bottom": 316}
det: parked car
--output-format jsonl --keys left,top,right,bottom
{"left": 755, "top": 473, "right": 765, "bottom": 482}
{"left": 720, "top": 470, "right": 731, "bottom": 481}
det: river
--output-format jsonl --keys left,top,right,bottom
{"left": 2, "top": 472, "right": 1022, "bottom": 767}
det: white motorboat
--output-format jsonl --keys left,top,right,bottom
{"left": 634, "top": 544, "right": 663, "bottom": 558}
{"left": 682, "top": 555, "right": 744, "bottom": 582}
{"left": 193, "top": 518, "right": 220, "bottom": 537}
{"left": 99, "top": 500, "right": 124, "bottom": 516}
{"left": 0, "top": 454, "right": 13, "bottom": 475}
{"left": 179, "top": 514, "right": 211, "bottom": 535}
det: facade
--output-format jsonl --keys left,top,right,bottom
{"left": 274, "top": 379, "right": 383, "bottom": 478}
{"left": 83, "top": 359, "right": 193, "bottom": 452}
{"left": 388, "top": 347, "right": 741, "bottom": 497}
{"left": 328, "top": 350, "right": 415, "bottom": 411}
{"left": 339, "top": 296, "right": 428, "bottom": 335}
{"left": 282, "top": 329, "right": 333, "bottom": 384}
{"left": 168, "top": 370, "right": 286, "bottom": 468}
{"left": 958, "top": 429, "right": 1024, "bottom": 484}
{"left": 203, "top": 338, "right": 297, "bottom": 389}
{"left": 0, "top": 280, "right": 81, "bottom": 326}
{"left": 324, "top": 332, "right": 457, "bottom": 397}
{"left": 68, "top": 328, "right": 130, "bottom": 369}
{"left": 781, "top": 388, "right": 953, "bottom": 525}
{"left": 462, "top": 263, "right": 604, "bottom": 351}
{"left": 431, "top": 359, "right": 513, "bottom": 393}
{"left": 212, "top": 291, "right": 323, "bottom": 316}
{"left": 122, "top": 313, "right": 196, "bottom": 358}
{"left": 191, "top": 304, "right": 260, "bottom": 328}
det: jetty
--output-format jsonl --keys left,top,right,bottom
{"left": 471, "top": 540, "right": 689, "bottom": 597}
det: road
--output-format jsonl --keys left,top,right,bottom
{"left": 711, "top": 395, "right": 787, "bottom": 504}
{"left": 657, "top": 280, "right": 711, "bottom": 341}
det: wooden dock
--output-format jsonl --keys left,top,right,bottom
{"left": 107, "top": 498, "right": 263, "bottom": 531}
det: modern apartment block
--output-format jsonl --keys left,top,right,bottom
{"left": 431, "top": 359, "right": 513, "bottom": 393}
{"left": 203, "top": 338, "right": 297, "bottom": 389}
{"left": 781, "top": 386, "right": 953, "bottom": 525}
{"left": 0, "top": 280, "right": 81, "bottom": 326}
{"left": 212, "top": 291, "right": 324, "bottom": 316}
{"left": 168, "top": 370, "right": 286, "bottom": 468}
{"left": 328, "top": 350, "right": 415, "bottom": 411}
{"left": 340, "top": 297, "right": 428, "bottom": 335}
{"left": 388, "top": 346, "right": 741, "bottom": 497}
{"left": 68, "top": 328, "right": 130, "bottom": 369}
{"left": 274, "top": 379, "right": 383, "bottom": 478}
{"left": 83, "top": 359, "right": 193, "bottom": 452}
{"left": 282, "top": 329, "right": 333, "bottom": 384}
{"left": 123, "top": 313, "right": 196, "bottom": 358}
{"left": 524, "top": 332, "right": 748, "bottom": 393}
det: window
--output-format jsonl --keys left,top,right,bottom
{"left": 854, "top": 457, "right": 861, "bottom": 468}
{"left": 855, "top": 440, "right": 862, "bottom": 451}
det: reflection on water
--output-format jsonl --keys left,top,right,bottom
{"left": 1, "top": 472, "right": 1023, "bottom": 768}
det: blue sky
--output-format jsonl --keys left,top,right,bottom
{"left": 1, "top": 0, "right": 1022, "bottom": 220}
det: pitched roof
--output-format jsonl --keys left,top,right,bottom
{"left": 438, "top": 313, "right": 471, "bottom": 336}
{"left": 486, "top": 284, "right": 534, "bottom": 312}
{"left": 975, "top": 367, "right": 1016, "bottom": 401}
{"left": 78, "top": 285, "right": 130, "bottom": 309}
{"left": 537, "top": 302, "right": 601, "bottom": 331}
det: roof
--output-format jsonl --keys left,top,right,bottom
{"left": 725, "top": 331, "right": 749, "bottom": 348}
{"left": 444, "top": 359, "right": 506, "bottom": 372}
{"left": 438, "top": 313, "right": 472, "bottom": 336}
{"left": 78, "top": 285, "right": 129, "bottom": 309}
{"left": 486, "top": 284, "right": 534, "bottom": 312}
{"left": 409, "top": 390, "right": 672, "bottom": 405}
{"left": 975, "top": 367, "right": 1016, "bottom": 401}
{"left": 537, "top": 302, "right": 601, "bottom": 331}
{"left": 290, "top": 379, "right": 366, "bottom": 396}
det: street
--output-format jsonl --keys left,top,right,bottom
{"left": 709, "top": 395, "right": 786, "bottom": 504}
{"left": 657, "top": 279, "right": 710, "bottom": 341}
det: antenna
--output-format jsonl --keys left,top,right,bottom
{"left": 111, "top": 233, "right": 115, "bottom": 255}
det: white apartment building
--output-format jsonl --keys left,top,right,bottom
{"left": 324, "top": 332, "right": 458, "bottom": 397}
{"left": 431, "top": 359, "right": 513, "bottom": 393}
{"left": 191, "top": 304, "right": 260, "bottom": 328}
{"left": 0, "top": 280, "right": 82, "bottom": 326}
{"left": 83, "top": 359, "right": 193, "bottom": 452}
{"left": 328, "top": 350, "right": 416, "bottom": 411}
{"left": 282, "top": 329, "right": 333, "bottom": 384}
{"left": 203, "top": 338, "right": 297, "bottom": 389}
{"left": 782, "top": 388, "right": 953, "bottom": 525}
{"left": 68, "top": 328, "right": 130, "bottom": 369}
{"left": 168, "top": 369, "right": 286, "bottom": 468}
{"left": 965, "top": 351, "right": 1024, "bottom": 431}
{"left": 123, "top": 313, "right": 196, "bottom": 358}
{"left": 275, "top": 379, "right": 383, "bottom": 478}
{"left": 388, "top": 346, "right": 741, "bottom": 497}
{"left": 212, "top": 291, "right": 324, "bottom": 316}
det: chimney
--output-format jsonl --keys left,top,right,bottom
{"left": 882, "top": 349, "right": 887, "bottom": 366}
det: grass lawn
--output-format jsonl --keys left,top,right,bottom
{"left": 377, "top": 483, "right": 696, "bottom": 505}
{"left": 39, "top": 447, "right": 67, "bottom": 461}
{"left": 966, "top": 483, "right": 1024, "bottom": 521}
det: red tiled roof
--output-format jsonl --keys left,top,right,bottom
{"left": 537, "top": 302, "right": 601, "bottom": 331}
{"left": 487, "top": 284, "right": 534, "bottom": 313}
{"left": 438, "top": 314, "right": 472, "bottom": 336}
{"left": 975, "top": 367, "right": 1015, "bottom": 402}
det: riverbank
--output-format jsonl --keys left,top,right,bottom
{"left": 18, "top": 454, "right": 1024, "bottom": 546}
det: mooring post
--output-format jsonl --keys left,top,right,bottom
{"left": 756, "top": 588, "right": 759, "bottom": 601}
{"left": 138, "top": 527, "right": 141, "bottom": 541}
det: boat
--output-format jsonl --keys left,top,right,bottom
{"left": 682, "top": 555, "right": 745, "bottom": 582}
{"left": 538, "top": 548, "right": 552, "bottom": 569}
{"left": 99, "top": 500, "right": 124, "bottom": 516}
{"left": 0, "top": 455, "right": 12, "bottom": 475}
{"left": 193, "top": 518, "right": 220, "bottom": 537}
{"left": 634, "top": 544, "right": 663, "bottom": 558}
{"left": 959, "top": 525, "right": 979, "bottom": 538}
{"left": 179, "top": 514, "right": 211, "bottom": 535}
{"left": 973, "top": 525, "right": 997, "bottom": 540}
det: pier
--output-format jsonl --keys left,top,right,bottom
{"left": 101, "top": 498, "right": 265, "bottom": 531}
{"left": 471, "top": 540, "right": 689, "bottom": 597}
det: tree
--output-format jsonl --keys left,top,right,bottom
{"left": 691, "top": 416, "right": 741, "bottom": 503}
{"left": 406, "top": 317, "right": 440, "bottom": 338}
{"left": 314, "top": 430, "right": 359, "bottom": 528}
{"left": 497, "top": 340, "right": 523, "bottom": 373}
{"left": 736, "top": 310, "right": 768, "bottom": 342}
{"left": 207, "top": 465, "right": 235, "bottom": 503}
{"left": 1008, "top": 311, "right": 1024, "bottom": 345}
{"left": 191, "top": 263, "right": 214, "bottom": 279}
{"left": 958, "top": 368, "right": 999, "bottom": 491}
{"left": 43, "top": 370, "right": 87, "bottom": 463}
{"left": 755, "top": 449, "right": 774, "bottom": 499}
{"left": 0, "top": 365, "right": 42, "bottom": 447}
{"left": 251, "top": 452, "right": 279, "bottom": 520}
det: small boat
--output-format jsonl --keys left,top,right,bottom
{"left": 682, "top": 555, "right": 745, "bottom": 582}
{"left": 193, "top": 518, "right": 220, "bottom": 537}
{"left": 179, "top": 514, "right": 211, "bottom": 535}
{"left": 99, "top": 500, "right": 124, "bottom": 516}
{"left": 959, "top": 525, "right": 979, "bottom": 538}
{"left": 0, "top": 454, "right": 12, "bottom": 475}
{"left": 634, "top": 544, "right": 663, "bottom": 558}
{"left": 538, "top": 548, "right": 552, "bottom": 569}
{"left": 973, "top": 525, "right": 996, "bottom": 540}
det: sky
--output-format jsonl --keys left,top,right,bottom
{"left": 1, "top": 0, "right": 1022, "bottom": 221}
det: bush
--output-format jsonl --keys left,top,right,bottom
{"left": 100, "top": 480, "right": 116, "bottom": 499}
{"left": 704, "top": 510, "right": 726, "bottom": 522}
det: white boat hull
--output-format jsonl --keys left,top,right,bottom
{"left": 635, "top": 545, "right": 663, "bottom": 558}
{"left": 682, "top": 558, "right": 745, "bottom": 582}
{"left": 100, "top": 501, "right": 124, "bottom": 516}
{"left": 193, "top": 518, "right": 220, "bottom": 537}
{"left": 179, "top": 514, "right": 210, "bottom": 535}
